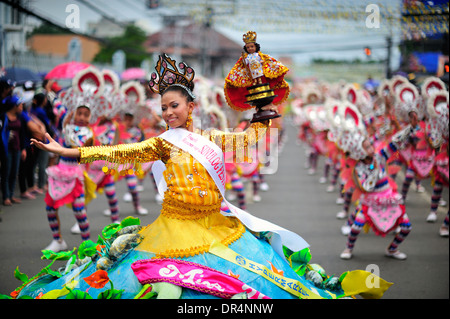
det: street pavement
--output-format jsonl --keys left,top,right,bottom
{"left": 0, "top": 120, "right": 448, "bottom": 299}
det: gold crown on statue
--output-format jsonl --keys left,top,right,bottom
{"left": 243, "top": 31, "right": 257, "bottom": 44}
{"left": 148, "top": 53, "right": 195, "bottom": 98}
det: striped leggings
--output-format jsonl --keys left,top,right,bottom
{"left": 443, "top": 211, "right": 449, "bottom": 228}
{"left": 230, "top": 172, "right": 246, "bottom": 210}
{"left": 126, "top": 174, "right": 140, "bottom": 209}
{"left": 330, "top": 164, "right": 341, "bottom": 187}
{"left": 46, "top": 194, "right": 90, "bottom": 241}
{"left": 401, "top": 167, "right": 424, "bottom": 200}
{"left": 346, "top": 207, "right": 412, "bottom": 252}
{"left": 431, "top": 181, "right": 444, "bottom": 213}
{"left": 104, "top": 180, "right": 119, "bottom": 223}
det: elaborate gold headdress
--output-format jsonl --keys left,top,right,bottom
{"left": 148, "top": 53, "right": 196, "bottom": 99}
{"left": 243, "top": 31, "right": 257, "bottom": 44}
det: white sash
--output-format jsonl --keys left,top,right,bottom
{"left": 152, "top": 128, "right": 309, "bottom": 258}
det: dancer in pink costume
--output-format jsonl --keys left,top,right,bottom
{"left": 43, "top": 105, "right": 93, "bottom": 252}
{"left": 339, "top": 122, "right": 416, "bottom": 260}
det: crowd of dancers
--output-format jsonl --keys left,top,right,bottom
{"left": 2, "top": 68, "right": 448, "bottom": 259}
{"left": 290, "top": 74, "right": 449, "bottom": 260}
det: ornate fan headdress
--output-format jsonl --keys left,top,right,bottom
{"left": 148, "top": 53, "right": 196, "bottom": 99}
{"left": 338, "top": 101, "right": 366, "bottom": 133}
{"left": 341, "top": 84, "right": 358, "bottom": 105}
{"left": 377, "top": 79, "right": 391, "bottom": 97}
{"left": 102, "top": 69, "right": 120, "bottom": 95}
{"left": 426, "top": 91, "right": 449, "bottom": 146}
{"left": 336, "top": 102, "right": 367, "bottom": 158}
{"left": 72, "top": 66, "right": 105, "bottom": 98}
{"left": 325, "top": 98, "right": 342, "bottom": 129}
{"left": 324, "top": 98, "right": 342, "bottom": 142}
{"left": 390, "top": 75, "right": 409, "bottom": 95}
{"left": 121, "top": 81, "right": 146, "bottom": 110}
{"left": 302, "top": 85, "right": 322, "bottom": 105}
{"left": 394, "top": 82, "right": 422, "bottom": 122}
{"left": 421, "top": 76, "right": 447, "bottom": 99}
{"left": 61, "top": 66, "right": 107, "bottom": 123}
{"left": 357, "top": 89, "right": 375, "bottom": 122}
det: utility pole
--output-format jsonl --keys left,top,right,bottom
{"left": 386, "top": 36, "right": 392, "bottom": 78}
{"left": 200, "top": 7, "right": 213, "bottom": 76}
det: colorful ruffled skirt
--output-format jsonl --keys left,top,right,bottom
{"left": 11, "top": 206, "right": 392, "bottom": 300}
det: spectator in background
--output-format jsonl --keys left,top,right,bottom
{"left": 19, "top": 93, "right": 46, "bottom": 200}
{"left": 1, "top": 79, "right": 15, "bottom": 105}
{"left": 1, "top": 96, "right": 28, "bottom": 205}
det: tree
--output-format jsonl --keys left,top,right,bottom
{"left": 26, "top": 22, "right": 67, "bottom": 39}
{"left": 93, "top": 25, "right": 148, "bottom": 68}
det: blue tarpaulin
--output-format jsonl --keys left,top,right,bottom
{"left": 413, "top": 52, "right": 441, "bottom": 73}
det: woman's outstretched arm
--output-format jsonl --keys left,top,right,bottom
{"left": 31, "top": 133, "right": 80, "bottom": 158}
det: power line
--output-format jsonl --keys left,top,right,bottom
{"left": 74, "top": 0, "right": 128, "bottom": 28}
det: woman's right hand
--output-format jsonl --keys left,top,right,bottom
{"left": 30, "top": 133, "right": 80, "bottom": 158}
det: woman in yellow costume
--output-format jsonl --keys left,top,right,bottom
{"left": 11, "top": 54, "right": 391, "bottom": 300}
{"left": 224, "top": 31, "right": 290, "bottom": 113}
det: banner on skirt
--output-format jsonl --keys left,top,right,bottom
{"left": 131, "top": 258, "right": 269, "bottom": 299}
{"left": 209, "top": 241, "right": 337, "bottom": 299}
{"left": 152, "top": 128, "right": 309, "bottom": 258}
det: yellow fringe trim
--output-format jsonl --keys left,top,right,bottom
{"left": 152, "top": 221, "right": 246, "bottom": 259}
{"left": 161, "top": 196, "right": 222, "bottom": 220}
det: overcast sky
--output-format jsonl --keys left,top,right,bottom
{"left": 27, "top": 0, "right": 402, "bottom": 66}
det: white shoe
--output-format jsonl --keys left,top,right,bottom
{"left": 253, "top": 195, "right": 261, "bottom": 202}
{"left": 341, "top": 224, "right": 351, "bottom": 236}
{"left": 135, "top": 206, "right": 148, "bottom": 215}
{"left": 319, "top": 177, "right": 327, "bottom": 184}
{"left": 308, "top": 168, "right": 316, "bottom": 175}
{"left": 427, "top": 212, "right": 437, "bottom": 223}
{"left": 439, "top": 199, "right": 447, "bottom": 207}
{"left": 336, "top": 197, "right": 345, "bottom": 205}
{"left": 385, "top": 249, "right": 407, "bottom": 260}
{"left": 416, "top": 185, "right": 425, "bottom": 193}
{"left": 136, "top": 185, "right": 144, "bottom": 192}
{"left": 44, "top": 239, "right": 68, "bottom": 252}
{"left": 340, "top": 249, "right": 353, "bottom": 260}
{"left": 260, "top": 182, "right": 269, "bottom": 191}
{"left": 103, "top": 209, "right": 111, "bottom": 216}
{"left": 155, "top": 193, "right": 163, "bottom": 204}
{"left": 326, "top": 185, "right": 335, "bottom": 193}
{"left": 70, "top": 223, "right": 81, "bottom": 234}
{"left": 123, "top": 192, "right": 132, "bottom": 202}
{"left": 336, "top": 211, "right": 347, "bottom": 219}
{"left": 439, "top": 226, "right": 449, "bottom": 237}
